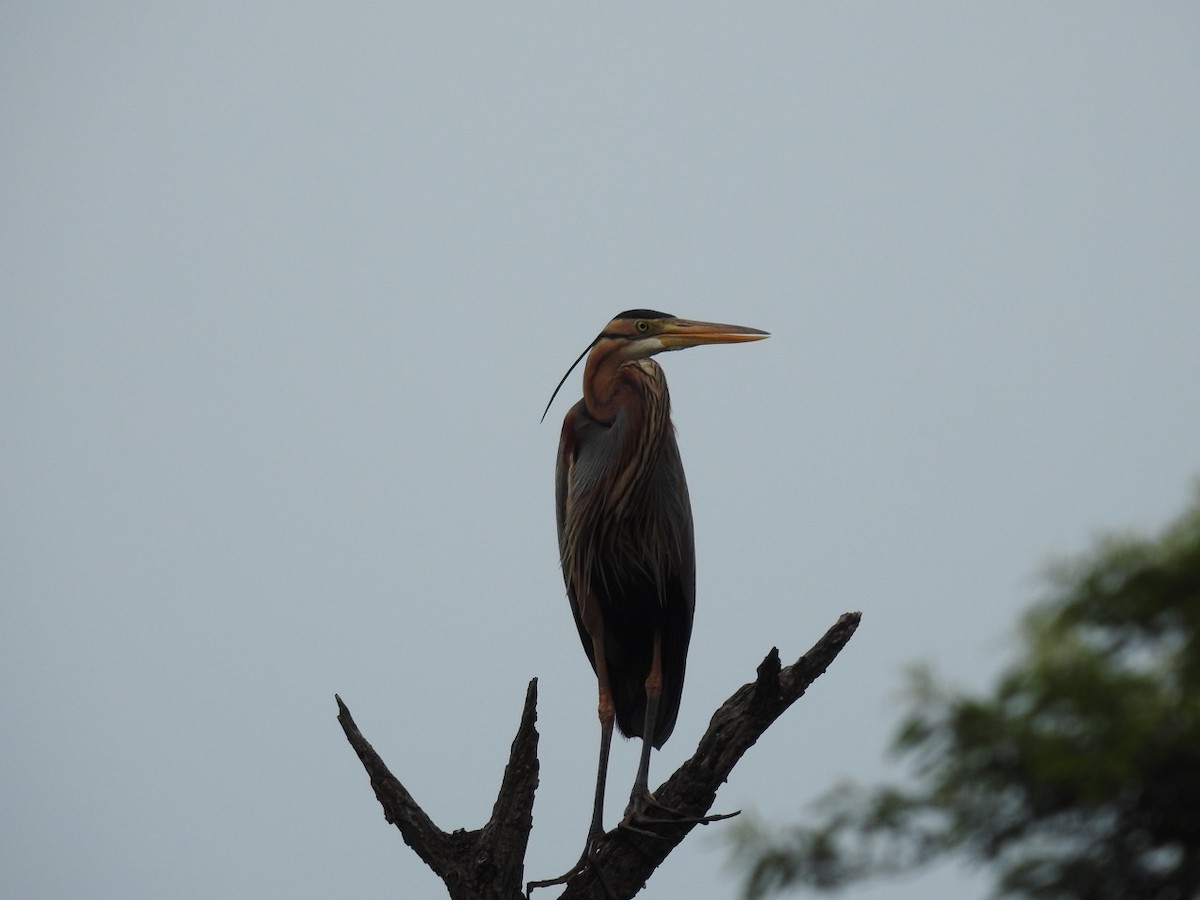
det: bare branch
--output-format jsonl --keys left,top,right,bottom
{"left": 337, "top": 680, "right": 540, "bottom": 900}
{"left": 337, "top": 612, "right": 861, "bottom": 900}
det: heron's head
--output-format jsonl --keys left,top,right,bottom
{"left": 541, "top": 310, "right": 768, "bottom": 421}
{"left": 600, "top": 310, "right": 769, "bottom": 361}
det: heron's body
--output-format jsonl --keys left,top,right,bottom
{"left": 557, "top": 356, "right": 695, "bottom": 747}
{"left": 530, "top": 309, "right": 767, "bottom": 893}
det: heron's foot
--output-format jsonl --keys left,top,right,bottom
{"left": 619, "top": 789, "right": 741, "bottom": 837}
{"left": 526, "top": 832, "right": 617, "bottom": 899}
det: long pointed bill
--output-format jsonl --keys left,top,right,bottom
{"left": 656, "top": 319, "right": 770, "bottom": 350}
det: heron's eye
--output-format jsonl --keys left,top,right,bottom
{"left": 635, "top": 320, "right": 649, "bottom": 333}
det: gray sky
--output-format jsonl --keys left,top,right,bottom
{"left": 4, "top": 5, "right": 1199, "bottom": 899}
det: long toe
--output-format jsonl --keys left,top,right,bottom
{"left": 621, "top": 791, "right": 741, "bottom": 832}
{"left": 526, "top": 834, "right": 617, "bottom": 899}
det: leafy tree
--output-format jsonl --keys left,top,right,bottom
{"left": 733, "top": 492, "right": 1200, "bottom": 900}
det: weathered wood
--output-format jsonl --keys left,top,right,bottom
{"left": 338, "top": 612, "right": 861, "bottom": 900}
{"left": 337, "top": 679, "right": 539, "bottom": 900}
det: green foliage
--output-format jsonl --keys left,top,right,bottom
{"left": 733, "top": 494, "right": 1200, "bottom": 900}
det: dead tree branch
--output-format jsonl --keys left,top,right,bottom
{"left": 335, "top": 680, "right": 538, "bottom": 900}
{"left": 337, "top": 611, "right": 861, "bottom": 899}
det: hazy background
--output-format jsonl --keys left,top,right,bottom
{"left": 4, "top": 5, "right": 1198, "bottom": 899}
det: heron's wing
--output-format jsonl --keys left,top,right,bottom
{"left": 554, "top": 405, "right": 574, "bottom": 550}
{"left": 557, "top": 400, "right": 603, "bottom": 671}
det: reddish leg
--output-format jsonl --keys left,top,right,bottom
{"left": 621, "top": 631, "right": 740, "bottom": 834}
{"left": 527, "top": 624, "right": 618, "bottom": 898}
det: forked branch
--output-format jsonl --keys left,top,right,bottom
{"left": 337, "top": 611, "right": 861, "bottom": 900}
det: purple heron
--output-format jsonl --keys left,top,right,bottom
{"left": 533, "top": 310, "right": 768, "bottom": 889}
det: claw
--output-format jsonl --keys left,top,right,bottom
{"left": 620, "top": 790, "right": 741, "bottom": 834}
{"left": 526, "top": 833, "right": 618, "bottom": 900}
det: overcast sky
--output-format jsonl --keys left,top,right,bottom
{"left": 4, "top": 5, "right": 1199, "bottom": 900}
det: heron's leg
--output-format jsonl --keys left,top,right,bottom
{"left": 527, "top": 627, "right": 619, "bottom": 898}
{"left": 627, "top": 632, "right": 664, "bottom": 809}
{"left": 621, "top": 632, "right": 741, "bottom": 835}
{"left": 588, "top": 635, "right": 616, "bottom": 843}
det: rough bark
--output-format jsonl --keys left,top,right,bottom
{"left": 337, "top": 611, "right": 861, "bottom": 900}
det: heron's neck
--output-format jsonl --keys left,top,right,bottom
{"left": 582, "top": 353, "right": 669, "bottom": 432}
